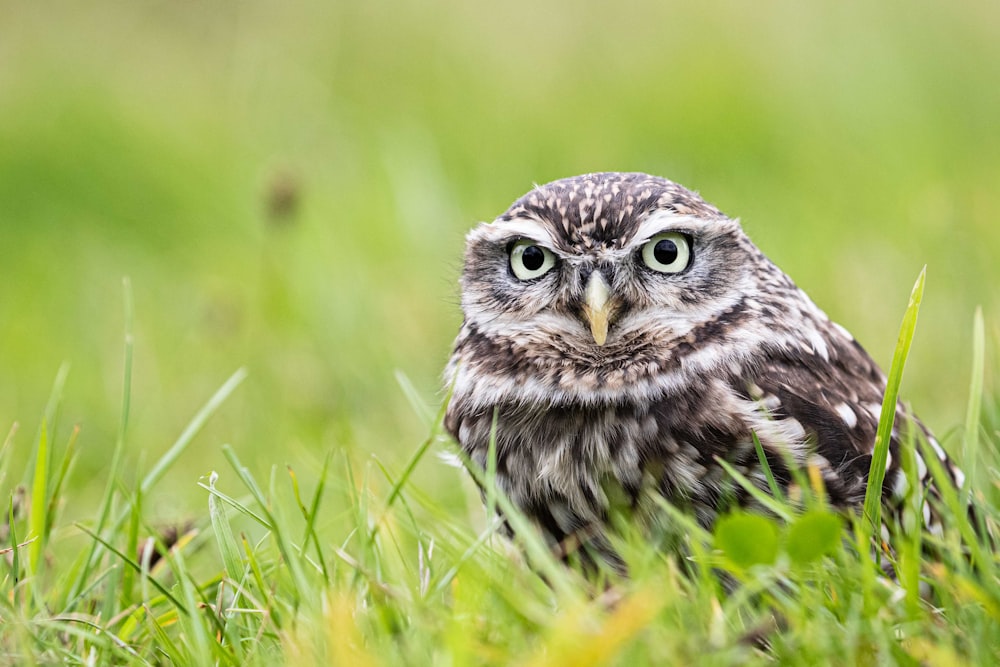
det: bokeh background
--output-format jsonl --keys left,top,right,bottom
{"left": 2, "top": 0, "right": 998, "bottom": 519}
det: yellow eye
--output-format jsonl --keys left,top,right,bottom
{"left": 509, "top": 240, "right": 556, "bottom": 280}
{"left": 641, "top": 232, "right": 691, "bottom": 273}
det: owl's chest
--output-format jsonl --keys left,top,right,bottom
{"left": 452, "top": 396, "right": 745, "bottom": 519}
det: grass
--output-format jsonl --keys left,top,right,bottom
{"left": 2, "top": 271, "right": 1000, "bottom": 665}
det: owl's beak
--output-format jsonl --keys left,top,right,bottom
{"left": 582, "top": 272, "right": 612, "bottom": 346}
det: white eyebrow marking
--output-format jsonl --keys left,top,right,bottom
{"left": 631, "top": 212, "right": 721, "bottom": 247}
{"left": 468, "top": 218, "right": 558, "bottom": 251}
{"left": 488, "top": 218, "right": 559, "bottom": 246}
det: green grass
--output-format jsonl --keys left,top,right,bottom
{"left": 3, "top": 0, "right": 1000, "bottom": 663}
{"left": 3, "top": 273, "right": 1000, "bottom": 665}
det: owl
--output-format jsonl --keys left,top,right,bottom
{"left": 444, "top": 172, "right": 956, "bottom": 569}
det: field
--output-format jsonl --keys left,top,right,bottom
{"left": 2, "top": 1, "right": 1000, "bottom": 664}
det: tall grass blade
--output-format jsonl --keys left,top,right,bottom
{"left": 291, "top": 452, "right": 331, "bottom": 584}
{"left": 7, "top": 495, "right": 20, "bottom": 583}
{"left": 209, "top": 471, "right": 245, "bottom": 584}
{"left": 28, "top": 420, "right": 49, "bottom": 573}
{"left": 46, "top": 425, "right": 79, "bottom": 537}
{"left": 67, "top": 279, "right": 135, "bottom": 603}
{"left": 120, "top": 483, "right": 143, "bottom": 606}
{"left": 863, "top": 266, "right": 925, "bottom": 536}
{"left": 140, "top": 367, "right": 248, "bottom": 497}
{"left": 751, "top": 431, "right": 784, "bottom": 501}
{"left": 41, "top": 361, "right": 70, "bottom": 440}
{"left": 395, "top": 369, "right": 434, "bottom": 426}
{"left": 485, "top": 409, "right": 500, "bottom": 525}
{"left": 961, "top": 307, "right": 985, "bottom": 505}
{"left": 0, "top": 422, "right": 18, "bottom": 498}
{"left": 381, "top": 392, "right": 449, "bottom": 516}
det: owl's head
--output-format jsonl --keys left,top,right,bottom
{"left": 458, "top": 173, "right": 777, "bottom": 376}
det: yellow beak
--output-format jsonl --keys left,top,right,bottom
{"left": 582, "top": 272, "right": 612, "bottom": 346}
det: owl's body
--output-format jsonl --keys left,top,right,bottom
{"left": 445, "top": 173, "right": 951, "bottom": 567}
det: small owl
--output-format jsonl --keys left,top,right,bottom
{"left": 444, "top": 172, "right": 955, "bottom": 569}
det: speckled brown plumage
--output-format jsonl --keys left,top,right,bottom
{"left": 444, "top": 172, "right": 956, "bottom": 570}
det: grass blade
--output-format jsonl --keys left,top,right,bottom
{"left": 863, "top": 266, "right": 925, "bottom": 536}
{"left": 28, "top": 420, "right": 49, "bottom": 573}
{"left": 0, "top": 422, "right": 18, "bottom": 499}
{"left": 395, "top": 369, "right": 435, "bottom": 427}
{"left": 751, "top": 431, "right": 784, "bottom": 501}
{"left": 961, "top": 307, "right": 985, "bottom": 505}
{"left": 291, "top": 452, "right": 332, "bottom": 584}
{"left": 714, "top": 456, "right": 795, "bottom": 521}
{"left": 119, "top": 277, "right": 135, "bottom": 452}
{"left": 41, "top": 361, "right": 71, "bottom": 442}
{"left": 140, "top": 367, "right": 248, "bottom": 496}
{"left": 198, "top": 482, "right": 271, "bottom": 529}
{"left": 382, "top": 395, "right": 448, "bottom": 516}
{"left": 8, "top": 495, "right": 20, "bottom": 582}
{"left": 46, "top": 424, "right": 79, "bottom": 537}
{"left": 67, "top": 280, "right": 135, "bottom": 604}
{"left": 208, "top": 471, "right": 245, "bottom": 584}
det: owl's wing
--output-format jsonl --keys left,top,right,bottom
{"left": 742, "top": 332, "right": 944, "bottom": 510}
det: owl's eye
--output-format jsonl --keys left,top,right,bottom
{"left": 509, "top": 240, "right": 557, "bottom": 280}
{"left": 641, "top": 232, "right": 691, "bottom": 273}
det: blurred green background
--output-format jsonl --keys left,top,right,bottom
{"left": 2, "top": 0, "right": 998, "bottom": 519}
